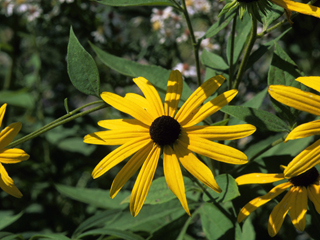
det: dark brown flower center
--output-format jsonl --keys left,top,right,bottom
{"left": 289, "top": 167, "right": 319, "bottom": 187}
{"left": 149, "top": 116, "right": 181, "bottom": 146}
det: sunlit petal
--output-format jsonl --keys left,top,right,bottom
{"left": 130, "top": 143, "right": 160, "bottom": 217}
{"left": 163, "top": 145, "right": 190, "bottom": 215}
{"left": 285, "top": 120, "right": 320, "bottom": 142}
{"left": 101, "top": 92, "right": 154, "bottom": 126}
{"left": 175, "top": 75, "right": 225, "bottom": 124}
{"left": 0, "top": 122, "right": 22, "bottom": 150}
{"left": 0, "top": 104, "right": 6, "bottom": 128}
{"left": 0, "top": 166, "right": 22, "bottom": 198}
{"left": 164, "top": 70, "right": 183, "bottom": 117}
{"left": 133, "top": 77, "right": 164, "bottom": 117}
{"left": 238, "top": 182, "right": 292, "bottom": 223}
{"left": 271, "top": 0, "right": 320, "bottom": 18}
{"left": 185, "top": 124, "right": 256, "bottom": 140}
{"left": 236, "top": 173, "right": 285, "bottom": 185}
{"left": 268, "top": 85, "right": 320, "bottom": 117}
{"left": 110, "top": 141, "right": 154, "bottom": 198}
{"left": 0, "top": 148, "right": 29, "bottom": 164}
{"left": 98, "top": 119, "right": 148, "bottom": 130}
{"left": 124, "top": 93, "right": 159, "bottom": 119}
{"left": 296, "top": 76, "right": 320, "bottom": 92}
{"left": 288, "top": 186, "right": 307, "bottom": 231}
{"left": 174, "top": 141, "right": 221, "bottom": 193}
{"left": 284, "top": 138, "right": 320, "bottom": 178}
{"left": 92, "top": 137, "right": 151, "bottom": 179}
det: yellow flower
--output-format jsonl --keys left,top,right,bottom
{"left": 269, "top": 77, "right": 320, "bottom": 178}
{"left": 0, "top": 103, "right": 29, "bottom": 198}
{"left": 236, "top": 166, "right": 320, "bottom": 237}
{"left": 84, "top": 70, "right": 256, "bottom": 216}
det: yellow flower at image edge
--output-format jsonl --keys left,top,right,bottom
{"left": 0, "top": 104, "right": 29, "bottom": 197}
{"left": 269, "top": 77, "right": 320, "bottom": 178}
{"left": 84, "top": 70, "right": 256, "bottom": 216}
{"left": 236, "top": 166, "right": 320, "bottom": 237}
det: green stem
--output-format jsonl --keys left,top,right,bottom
{"left": 232, "top": 15, "right": 257, "bottom": 90}
{"left": 7, "top": 101, "right": 107, "bottom": 148}
{"left": 181, "top": 0, "right": 202, "bottom": 86}
{"left": 187, "top": 171, "right": 216, "bottom": 202}
{"left": 228, "top": 13, "right": 237, "bottom": 90}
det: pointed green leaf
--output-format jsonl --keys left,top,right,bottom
{"left": 200, "top": 49, "right": 229, "bottom": 71}
{"left": 67, "top": 27, "right": 100, "bottom": 97}
{"left": 0, "top": 211, "right": 23, "bottom": 230}
{"left": 0, "top": 90, "right": 34, "bottom": 109}
{"left": 204, "top": 10, "right": 236, "bottom": 38}
{"left": 77, "top": 229, "right": 145, "bottom": 240}
{"left": 30, "top": 234, "right": 71, "bottom": 240}
{"left": 94, "top": 0, "right": 173, "bottom": 6}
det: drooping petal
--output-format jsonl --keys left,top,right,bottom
{"left": 92, "top": 137, "right": 151, "bottom": 179}
{"left": 130, "top": 143, "right": 160, "bottom": 217}
{"left": 288, "top": 186, "right": 307, "bottom": 231}
{"left": 307, "top": 183, "right": 320, "bottom": 214}
{"left": 110, "top": 141, "right": 154, "bottom": 198}
{"left": 185, "top": 124, "right": 256, "bottom": 141}
{"left": 268, "top": 188, "right": 294, "bottom": 237}
{"left": 174, "top": 141, "right": 221, "bottom": 193}
{"left": 0, "top": 148, "right": 29, "bottom": 164}
{"left": 164, "top": 70, "right": 183, "bottom": 117}
{"left": 284, "top": 138, "right": 320, "bottom": 178}
{"left": 268, "top": 85, "right": 320, "bottom": 117}
{"left": 285, "top": 120, "right": 320, "bottom": 142}
{"left": 0, "top": 122, "right": 22, "bottom": 150}
{"left": 84, "top": 130, "right": 149, "bottom": 146}
{"left": 98, "top": 119, "right": 148, "bottom": 130}
{"left": 0, "top": 163, "right": 14, "bottom": 186}
{"left": 133, "top": 77, "right": 164, "bottom": 117}
{"left": 181, "top": 89, "right": 238, "bottom": 128}
{"left": 296, "top": 76, "right": 320, "bottom": 92}
{"left": 271, "top": 0, "right": 320, "bottom": 18}
{"left": 238, "top": 182, "right": 292, "bottom": 223}
{"left": 175, "top": 75, "right": 225, "bottom": 124}
{"left": 236, "top": 173, "right": 285, "bottom": 185}
{"left": 0, "top": 165, "right": 22, "bottom": 198}
{"left": 180, "top": 133, "right": 248, "bottom": 165}
{"left": 163, "top": 145, "right": 190, "bottom": 215}
{"left": 0, "top": 104, "right": 6, "bottom": 128}
{"left": 124, "top": 93, "right": 158, "bottom": 119}
{"left": 101, "top": 92, "right": 154, "bottom": 126}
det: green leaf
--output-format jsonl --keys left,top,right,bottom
{"left": 0, "top": 211, "right": 23, "bottom": 230}
{"left": 90, "top": 43, "right": 192, "bottom": 102}
{"left": 57, "top": 137, "right": 95, "bottom": 156}
{"left": 200, "top": 49, "right": 229, "bottom": 71}
{"left": 29, "top": 234, "right": 70, "bottom": 240}
{"left": 94, "top": 0, "right": 173, "bottom": 7}
{"left": 77, "top": 229, "right": 145, "bottom": 240}
{"left": 204, "top": 10, "right": 236, "bottom": 39}
{"left": 0, "top": 232, "right": 23, "bottom": 240}
{"left": 0, "top": 90, "right": 34, "bottom": 109}
{"left": 202, "top": 174, "right": 240, "bottom": 203}
{"left": 263, "top": 4, "right": 285, "bottom": 30}
{"left": 55, "top": 184, "right": 129, "bottom": 209}
{"left": 268, "top": 42, "right": 308, "bottom": 126}
{"left": 67, "top": 27, "right": 100, "bottom": 97}
{"left": 221, "top": 105, "right": 290, "bottom": 132}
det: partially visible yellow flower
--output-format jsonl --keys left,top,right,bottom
{"left": 236, "top": 165, "right": 320, "bottom": 237}
{"left": 84, "top": 70, "right": 256, "bottom": 216}
{"left": 0, "top": 103, "right": 29, "bottom": 198}
{"left": 269, "top": 77, "right": 320, "bottom": 177}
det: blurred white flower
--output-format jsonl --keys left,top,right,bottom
{"left": 174, "top": 63, "right": 197, "bottom": 78}
{"left": 91, "top": 26, "right": 106, "bottom": 43}
{"left": 186, "top": 0, "right": 211, "bottom": 16}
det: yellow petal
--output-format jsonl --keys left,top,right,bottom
{"left": 0, "top": 174, "right": 22, "bottom": 198}
{"left": 130, "top": 143, "right": 160, "bottom": 217}
{"left": 175, "top": 75, "right": 225, "bottom": 124}
{"left": 0, "top": 122, "right": 22, "bottom": 150}
{"left": 268, "top": 85, "right": 320, "bottom": 117}
{"left": 98, "top": 119, "right": 148, "bottom": 130}
{"left": 0, "top": 163, "right": 13, "bottom": 186}
{"left": 296, "top": 76, "right": 320, "bottom": 92}
{"left": 268, "top": 188, "right": 294, "bottom": 237}
{"left": 285, "top": 120, "right": 320, "bottom": 142}
{"left": 92, "top": 137, "right": 151, "bottom": 179}
{"left": 181, "top": 133, "right": 248, "bottom": 165}
{"left": 238, "top": 182, "right": 291, "bottom": 223}
{"left": 133, "top": 77, "right": 164, "bottom": 117}
{"left": 84, "top": 130, "right": 149, "bottom": 146}
{"left": 164, "top": 70, "right": 183, "bottom": 117}
{"left": 307, "top": 183, "right": 320, "bottom": 214}
{"left": 174, "top": 141, "right": 221, "bottom": 193}
{"left": 185, "top": 124, "right": 256, "bottom": 140}
{"left": 236, "top": 173, "right": 285, "bottom": 185}
{"left": 0, "top": 103, "right": 7, "bottom": 128}
{"left": 100, "top": 92, "right": 154, "bottom": 126}
{"left": 124, "top": 93, "right": 159, "bottom": 119}
{"left": 181, "top": 89, "right": 238, "bottom": 128}
{"left": 288, "top": 186, "right": 307, "bottom": 231}
{"left": 0, "top": 148, "right": 29, "bottom": 164}
{"left": 284, "top": 138, "right": 320, "bottom": 177}
{"left": 163, "top": 145, "right": 190, "bottom": 215}
{"left": 110, "top": 141, "right": 153, "bottom": 198}
{"left": 271, "top": 0, "right": 320, "bottom": 18}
